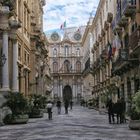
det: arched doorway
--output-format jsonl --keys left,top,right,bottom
{"left": 63, "top": 85, "right": 72, "bottom": 102}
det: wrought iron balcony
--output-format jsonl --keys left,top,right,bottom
{"left": 129, "top": 28, "right": 140, "bottom": 53}
{"left": 112, "top": 19, "right": 116, "bottom": 31}
{"left": 116, "top": 9, "right": 121, "bottom": 25}
{"left": 112, "top": 48, "right": 139, "bottom": 75}
{"left": 122, "top": 0, "right": 136, "bottom": 16}
{"left": 118, "top": 16, "right": 128, "bottom": 27}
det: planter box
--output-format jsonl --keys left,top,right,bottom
{"left": 129, "top": 120, "right": 140, "bottom": 130}
{"left": 29, "top": 109, "right": 43, "bottom": 118}
{"left": 4, "top": 114, "right": 29, "bottom": 124}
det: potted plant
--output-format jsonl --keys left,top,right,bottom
{"left": 129, "top": 90, "right": 140, "bottom": 130}
{"left": 28, "top": 94, "right": 47, "bottom": 118}
{"left": 2, "top": 92, "right": 29, "bottom": 124}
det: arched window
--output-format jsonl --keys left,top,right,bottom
{"left": 53, "top": 62, "right": 58, "bottom": 72}
{"left": 76, "top": 61, "right": 81, "bottom": 72}
{"left": 76, "top": 48, "right": 80, "bottom": 56}
{"left": 53, "top": 48, "right": 57, "bottom": 57}
{"left": 64, "top": 60, "right": 70, "bottom": 72}
{"left": 64, "top": 45, "right": 69, "bottom": 56}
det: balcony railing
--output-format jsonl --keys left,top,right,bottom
{"left": 52, "top": 70, "right": 82, "bottom": 75}
{"left": 129, "top": 28, "right": 140, "bottom": 51}
{"left": 122, "top": 0, "right": 136, "bottom": 16}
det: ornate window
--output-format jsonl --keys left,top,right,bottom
{"left": 53, "top": 62, "right": 58, "bottom": 72}
{"left": 64, "top": 45, "right": 69, "bottom": 56}
{"left": 76, "top": 48, "right": 80, "bottom": 56}
{"left": 53, "top": 48, "right": 57, "bottom": 57}
{"left": 76, "top": 61, "right": 81, "bottom": 72}
{"left": 64, "top": 60, "right": 70, "bottom": 72}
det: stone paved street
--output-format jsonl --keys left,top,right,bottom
{"left": 0, "top": 106, "right": 139, "bottom": 140}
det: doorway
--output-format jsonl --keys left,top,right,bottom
{"left": 63, "top": 85, "right": 72, "bottom": 102}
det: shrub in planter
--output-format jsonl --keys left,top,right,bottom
{"left": 28, "top": 94, "right": 47, "bottom": 118}
{"left": 2, "top": 92, "right": 29, "bottom": 124}
{"left": 129, "top": 90, "right": 140, "bottom": 130}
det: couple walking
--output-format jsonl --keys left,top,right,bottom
{"left": 56, "top": 99, "right": 73, "bottom": 114}
{"left": 106, "top": 98, "right": 126, "bottom": 124}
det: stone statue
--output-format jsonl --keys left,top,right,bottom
{"left": 0, "top": 0, "right": 15, "bottom": 11}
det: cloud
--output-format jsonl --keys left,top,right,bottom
{"left": 43, "top": 0, "right": 99, "bottom": 32}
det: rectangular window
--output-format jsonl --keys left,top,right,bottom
{"left": 18, "top": 44, "right": 21, "bottom": 60}
{"left": 24, "top": 50, "right": 27, "bottom": 64}
{"left": 18, "top": 0, "right": 22, "bottom": 22}
{"left": 27, "top": 53, "right": 30, "bottom": 65}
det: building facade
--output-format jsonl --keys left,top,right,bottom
{"left": 0, "top": 0, "right": 50, "bottom": 97}
{"left": 84, "top": 0, "right": 140, "bottom": 112}
{"left": 111, "top": 0, "right": 140, "bottom": 112}
{"left": 47, "top": 27, "right": 85, "bottom": 102}
{"left": 82, "top": 17, "right": 95, "bottom": 101}
{"left": 0, "top": 0, "right": 51, "bottom": 124}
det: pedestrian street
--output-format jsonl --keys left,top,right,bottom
{"left": 0, "top": 106, "right": 139, "bottom": 140}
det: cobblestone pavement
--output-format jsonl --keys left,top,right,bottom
{"left": 0, "top": 106, "right": 139, "bottom": 140}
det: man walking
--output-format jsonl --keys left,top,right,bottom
{"left": 64, "top": 100, "right": 69, "bottom": 114}
{"left": 106, "top": 99, "right": 115, "bottom": 124}
{"left": 70, "top": 100, "right": 73, "bottom": 110}
{"left": 47, "top": 100, "right": 53, "bottom": 120}
{"left": 56, "top": 99, "right": 61, "bottom": 114}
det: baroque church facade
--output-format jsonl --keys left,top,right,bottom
{"left": 47, "top": 27, "right": 85, "bottom": 102}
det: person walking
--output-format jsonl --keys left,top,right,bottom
{"left": 120, "top": 97, "right": 126, "bottom": 123}
{"left": 106, "top": 99, "right": 115, "bottom": 124}
{"left": 56, "top": 99, "right": 61, "bottom": 114}
{"left": 47, "top": 100, "right": 53, "bottom": 120}
{"left": 64, "top": 100, "right": 69, "bottom": 114}
{"left": 114, "top": 99, "right": 121, "bottom": 124}
{"left": 70, "top": 100, "right": 73, "bottom": 110}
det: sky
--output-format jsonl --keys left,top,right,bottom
{"left": 43, "top": 0, "right": 100, "bottom": 33}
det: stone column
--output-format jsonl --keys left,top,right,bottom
{"left": 0, "top": 5, "right": 11, "bottom": 92}
{"left": 89, "top": 33, "right": 93, "bottom": 66}
{"left": 0, "top": 6, "right": 10, "bottom": 126}
{"left": 2, "top": 30, "right": 9, "bottom": 91}
{"left": 12, "top": 39, "right": 19, "bottom": 92}
{"left": 9, "top": 20, "right": 21, "bottom": 92}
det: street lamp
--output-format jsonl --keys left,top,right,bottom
{"left": 0, "top": 54, "right": 6, "bottom": 67}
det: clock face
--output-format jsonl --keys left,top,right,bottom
{"left": 74, "top": 33, "right": 81, "bottom": 41}
{"left": 51, "top": 32, "right": 59, "bottom": 41}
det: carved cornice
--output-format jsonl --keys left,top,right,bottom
{"left": 98, "top": 35, "right": 102, "bottom": 42}
{"left": 104, "top": 21, "right": 109, "bottom": 30}
{"left": 9, "top": 20, "right": 21, "bottom": 29}
{"left": 101, "top": 29, "right": 105, "bottom": 36}
{"left": 107, "top": 12, "right": 113, "bottom": 23}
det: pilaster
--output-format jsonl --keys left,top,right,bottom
{"left": 9, "top": 20, "right": 21, "bottom": 93}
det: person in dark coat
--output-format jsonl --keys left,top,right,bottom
{"left": 64, "top": 100, "right": 69, "bottom": 114}
{"left": 56, "top": 99, "right": 61, "bottom": 114}
{"left": 106, "top": 99, "right": 115, "bottom": 124}
{"left": 120, "top": 97, "right": 126, "bottom": 123}
{"left": 70, "top": 100, "right": 73, "bottom": 110}
{"left": 114, "top": 99, "right": 121, "bottom": 124}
